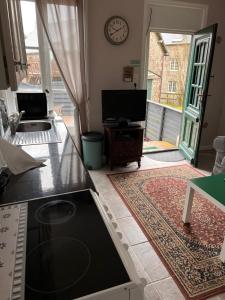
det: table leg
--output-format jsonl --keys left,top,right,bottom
{"left": 220, "top": 238, "right": 225, "bottom": 262}
{"left": 182, "top": 184, "right": 194, "bottom": 224}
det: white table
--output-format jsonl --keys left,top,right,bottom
{"left": 182, "top": 174, "right": 225, "bottom": 261}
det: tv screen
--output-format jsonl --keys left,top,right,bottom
{"left": 102, "top": 90, "right": 147, "bottom": 124}
{"left": 17, "top": 93, "right": 47, "bottom": 120}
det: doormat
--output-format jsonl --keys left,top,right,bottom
{"left": 143, "top": 140, "right": 175, "bottom": 153}
{"left": 145, "top": 150, "right": 185, "bottom": 162}
{"left": 108, "top": 165, "right": 225, "bottom": 300}
{"left": 143, "top": 146, "right": 159, "bottom": 151}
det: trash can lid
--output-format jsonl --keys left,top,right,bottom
{"left": 81, "top": 131, "right": 104, "bottom": 142}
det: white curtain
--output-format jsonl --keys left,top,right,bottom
{"left": 36, "top": 0, "right": 89, "bottom": 152}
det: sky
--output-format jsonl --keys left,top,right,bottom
{"left": 20, "top": 1, "right": 36, "bottom": 36}
{"left": 161, "top": 33, "right": 192, "bottom": 44}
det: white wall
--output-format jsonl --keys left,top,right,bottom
{"left": 218, "top": 95, "right": 225, "bottom": 135}
{"left": 88, "top": 0, "right": 225, "bottom": 149}
{"left": 206, "top": 0, "right": 225, "bottom": 143}
{"left": 88, "top": 0, "right": 145, "bottom": 131}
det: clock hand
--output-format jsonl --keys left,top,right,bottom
{"left": 110, "top": 27, "right": 122, "bottom": 36}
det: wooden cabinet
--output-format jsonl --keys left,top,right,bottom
{"left": 104, "top": 126, "right": 144, "bottom": 170}
{"left": 0, "top": 0, "right": 27, "bottom": 90}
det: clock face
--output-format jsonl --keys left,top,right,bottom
{"left": 104, "top": 16, "right": 129, "bottom": 45}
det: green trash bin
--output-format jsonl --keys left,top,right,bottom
{"left": 81, "top": 132, "right": 104, "bottom": 170}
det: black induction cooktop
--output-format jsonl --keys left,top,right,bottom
{"left": 25, "top": 189, "right": 130, "bottom": 300}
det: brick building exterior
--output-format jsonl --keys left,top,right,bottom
{"left": 25, "top": 52, "right": 61, "bottom": 85}
{"left": 148, "top": 32, "right": 167, "bottom": 102}
{"left": 148, "top": 33, "right": 190, "bottom": 108}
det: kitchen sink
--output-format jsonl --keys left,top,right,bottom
{"left": 16, "top": 121, "right": 51, "bottom": 132}
{"left": 7, "top": 120, "right": 62, "bottom": 145}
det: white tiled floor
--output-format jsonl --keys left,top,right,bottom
{"left": 89, "top": 155, "right": 225, "bottom": 300}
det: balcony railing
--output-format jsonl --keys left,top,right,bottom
{"left": 145, "top": 100, "right": 182, "bottom": 146}
{"left": 160, "top": 92, "right": 184, "bottom": 107}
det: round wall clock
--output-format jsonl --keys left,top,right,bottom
{"left": 104, "top": 16, "right": 129, "bottom": 45}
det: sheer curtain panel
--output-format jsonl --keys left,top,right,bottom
{"left": 36, "top": 0, "right": 89, "bottom": 152}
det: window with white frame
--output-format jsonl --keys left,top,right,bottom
{"left": 170, "top": 58, "right": 178, "bottom": 71}
{"left": 19, "top": 1, "right": 41, "bottom": 91}
{"left": 19, "top": 0, "right": 74, "bottom": 127}
{"left": 168, "top": 81, "right": 177, "bottom": 93}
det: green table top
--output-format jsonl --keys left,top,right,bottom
{"left": 191, "top": 173, "right": 225, "bottom": 206}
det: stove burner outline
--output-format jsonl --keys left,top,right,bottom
{"left": 26, "top": 237, "right": 91, "bottom": 294}
{"left": 35, "top": 200, "right": 76, "bottom": 225}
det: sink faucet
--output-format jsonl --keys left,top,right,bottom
{"left": 9, "top": 110, "right": 25, "bottom": 135}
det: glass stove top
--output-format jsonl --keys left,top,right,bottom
{"left": 25, "top": 190, "right": 130, "bottom": 300}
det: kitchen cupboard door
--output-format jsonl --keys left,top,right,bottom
{"left": 90, "top": 289, "right": 130, "bottom": 300}
{"left": 0, "top": 0, "right": 27, "bottom": 90}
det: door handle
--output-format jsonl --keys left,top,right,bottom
{"left": 197, "top": 93, "right": 212, "bottom": 97}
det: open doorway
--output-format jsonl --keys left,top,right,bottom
{"left": 143, "top": 32, "right": 191, "bottom": 153}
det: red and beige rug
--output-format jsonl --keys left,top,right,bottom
{"left": 108, "top": 164, "right": 225, "bottom": 300}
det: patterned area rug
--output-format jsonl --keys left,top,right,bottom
{"left": 108, "top": 165, "right": 225, "bottom": 300}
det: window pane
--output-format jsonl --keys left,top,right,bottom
{"left": 168, "top": 81, "right": 177, "bottom": 92}
{"left": 170, "top": 59, "right": 178, "bottom": 71}
{"left": 20, "top": 1, "right": 38, "bottom": 48}
{"left": 18, "top": 49, "right": 42, "bottom": 91}
{"left": 50, "top": 52, "right": 74, "bottom": 128}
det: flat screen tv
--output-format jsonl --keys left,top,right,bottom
{"left": 102, "top": 89, "right": 147, "bottom": 126}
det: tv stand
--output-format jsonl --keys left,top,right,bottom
{"left": 104, "top": 126, "right": 144, "bottom": 170}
